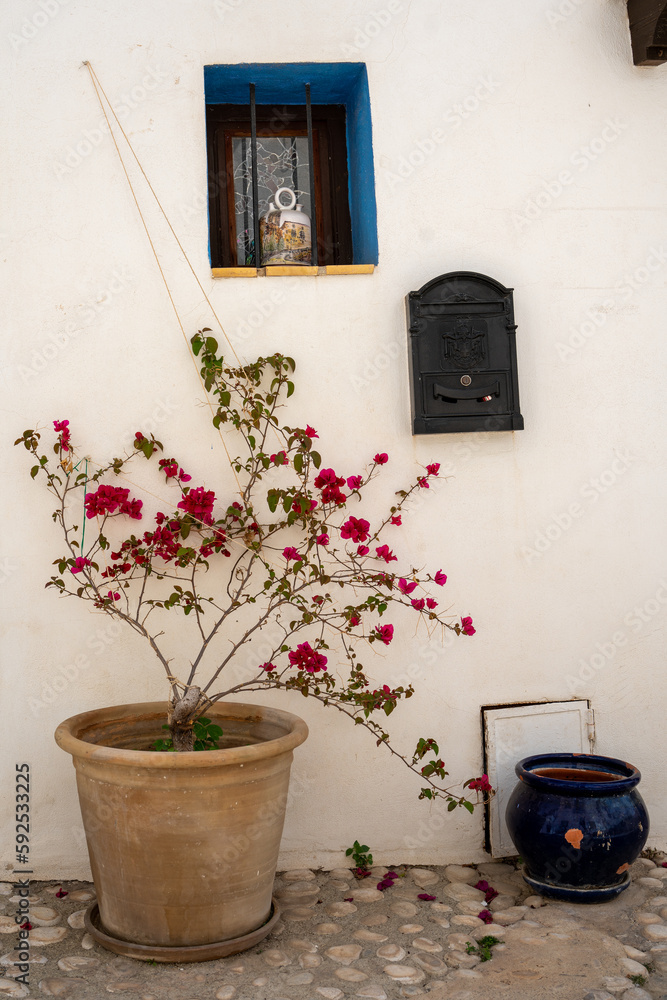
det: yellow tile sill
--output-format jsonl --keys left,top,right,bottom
{"left": 211, "top": 264, "right": 375, "bottom": 278}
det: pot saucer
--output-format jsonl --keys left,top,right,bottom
{"left": 522, "top": 871, "right": 631, "bottom": 903}
{"left": 84, "top": 897, "right": 281, "bottom": 962}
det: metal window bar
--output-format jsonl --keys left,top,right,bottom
{"left": 305, "top": 83, "right": 318, "bottom": 267}
{"left": 249, "top": 83, "right": 261, "bottom": 268}
{"left": 242, "top": 137, "right": 249, "bottom": 265}
{"left": 247, "top": 81, "right": 318, "bottom": 268}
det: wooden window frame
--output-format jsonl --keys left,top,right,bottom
{"left": 206, "top": 103, "right": 353, "bottom": 269}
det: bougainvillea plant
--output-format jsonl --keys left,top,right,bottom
{"left": 16, "top": 331, "right": 489, "bottom": 809}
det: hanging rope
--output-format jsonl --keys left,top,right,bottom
{"left": 82, "top": 60, "right": 243, "bottom": 493}
{"left": 84, "top": 61, "right": 242, "bottom": 366}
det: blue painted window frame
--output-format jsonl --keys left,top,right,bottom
{"left": 203, "top": 62, "right": 378, "bottom": 266}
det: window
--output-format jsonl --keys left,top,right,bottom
{"left": 204, "top": 63, "right": 378, "bottom": 273}
{"left": 207, "top": 103, "right": 352, "bottom": 268}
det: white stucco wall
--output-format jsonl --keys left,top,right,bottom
{"left": 1, "top": 0, "right": 666, "bottom": 880}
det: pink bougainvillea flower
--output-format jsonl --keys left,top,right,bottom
{"left": 283, "top": 546, "right": 301, "bottom": 562}
{"left": 375, "top": 544, "right": 397, "bottom": 564}
{"left": 357, "top": 545, "right": 369, "bottom": 556}
{"left": 53, "top": 419, "right": 71, "bottom": 451}
{"left": 316, "top": 533, "right": 329, "bottom": 546}
{"left": 312, "top": 595, "right": 324, "bottom": 605}
{"left": 288, "top": 641, "right": 328, "bottom": 673}
{"left": 374, "top": 624, "right": 394, "bottom": 645}
{"left": 461, "top": 615, "right": 476, "bottom": 636}
{"left": 343, "top": 897, "right": 354, "bottom": 902}
{"left": 418, "top": 893, "right": 437, "bottom": 901}
{"left": 434, "top": 570, "right": 448, "bottom": 586}
{"left": 426, "top": 598, "right": 438, "bottom": 610}
{"left": 322, "top": 485, "right": 347, "bottom": 505}
{"left": 398, "top": 577, "right": 417, "bottom": 595}
{"left": 292, "top": 496, "right": 317, "bottom": 514}
{"left": 417, "top": 477, "right": 429, "bottom": 489}
{"left": 158, "top": 458, "right": 190, "bottom": 482}
{"left": 314, "top": 468, "right": 344, "bottom": 488}
{"left": 70, "top": 557, "right": 91, "bottom": 575}
{"left": 346, "top": 475, "right": 363, "bottom": 490}
{"left": 349, "top": 614, "right": 360, "bottom": 626}
{"left": 314, "top": 469, "right": 347, "bottom": 505}
{"left": 426, "top": 463, "right": 440, "bottom": 476}
{"left": 55, "top": 888, "right": 68, "bottom": 898}
{"left": 108, "top": 591, "right": 120, "bottom": 602}
{"left": 478, "top": 910, "right": 494, "bottom": 924}
{"left": 305, "top": 425, "right": 318, "bottom": 439}
{"left": 411, "top": 598, "right": 425, "bottom": 611}
{"left": 474, "top": 879, "right": 499, "bottom": 904}
{"left": 468, "top": 774, "right": 493, "bottom": 793}
{"left": 354, "top": 868, "right": 372, "bottom": 880}
{"left": 259, "top": 662, "right": 276, "bottom": 672}
{"left": 134, "top": 432, "right": 144, "bottom": 441}
{"left": 390, "top": 514, "right": 402, "bottom": 525}
{"left": 341, "top": 516, "right": 370, "bottom": 543}
{"left": 177, "top": 487, "right": 215, "bottom": 526}
{"left": 374, "top": 452, "right": 388, "bottom": 465}
{"left": 85, "top": 484, "right": 143, "bottom": 521}
{"left": 229, "top": 501, "right": 243, "bottom": 522}
{"left": 377, "top": 870, "right": 399, "bottom": 891}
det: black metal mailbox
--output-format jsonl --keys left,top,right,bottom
{"left": 406, "top": 271, "right": 524, "bottom": 435}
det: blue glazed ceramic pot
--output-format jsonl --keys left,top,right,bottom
{"left": 505, "top": 753, "right": 649, "bottom": 902}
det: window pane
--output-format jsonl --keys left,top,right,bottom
{"left": 232, "top": 137, "right": 312, "bottom": 265}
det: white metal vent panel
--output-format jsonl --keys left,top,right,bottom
{"left": 483, "top": 700, "right": 592, "bottom": 858}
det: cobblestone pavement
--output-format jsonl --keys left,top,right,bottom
{"left": 1, "top": 856, "right": 666, "bottom": 1000}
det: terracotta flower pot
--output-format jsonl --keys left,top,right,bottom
{"left": 55, "top": 701, "right": 308, "bottom": 961}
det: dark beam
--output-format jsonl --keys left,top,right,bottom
{"left": 627, "top": 0, "right": 667, "bottom": 65}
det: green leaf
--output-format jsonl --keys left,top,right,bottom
{"left": 220, "top": 390, "right": 231, "bottom": 407}
{"left": 30, "top": 466, "right": 39, "bottom": 479}
{"left": 293, "top": 452, "right": 303, "bottom": 475}
{"left": 311, "top": 451, "right": 321, "bottom": 469}
{"left": 463, "top": 800, "right": 474, "bottom": 814}
{"left": 205, "top": 336, "right": 219, "bottom": 354}
{"left": 447, "top": 799, "right": 457, "bottom": 811}
{"left": 286, "top": 381, "right": 295, "bottom": 398}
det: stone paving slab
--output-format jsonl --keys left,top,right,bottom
{"left": 1, "top": 855, "right": 666, "bottom": 1000}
